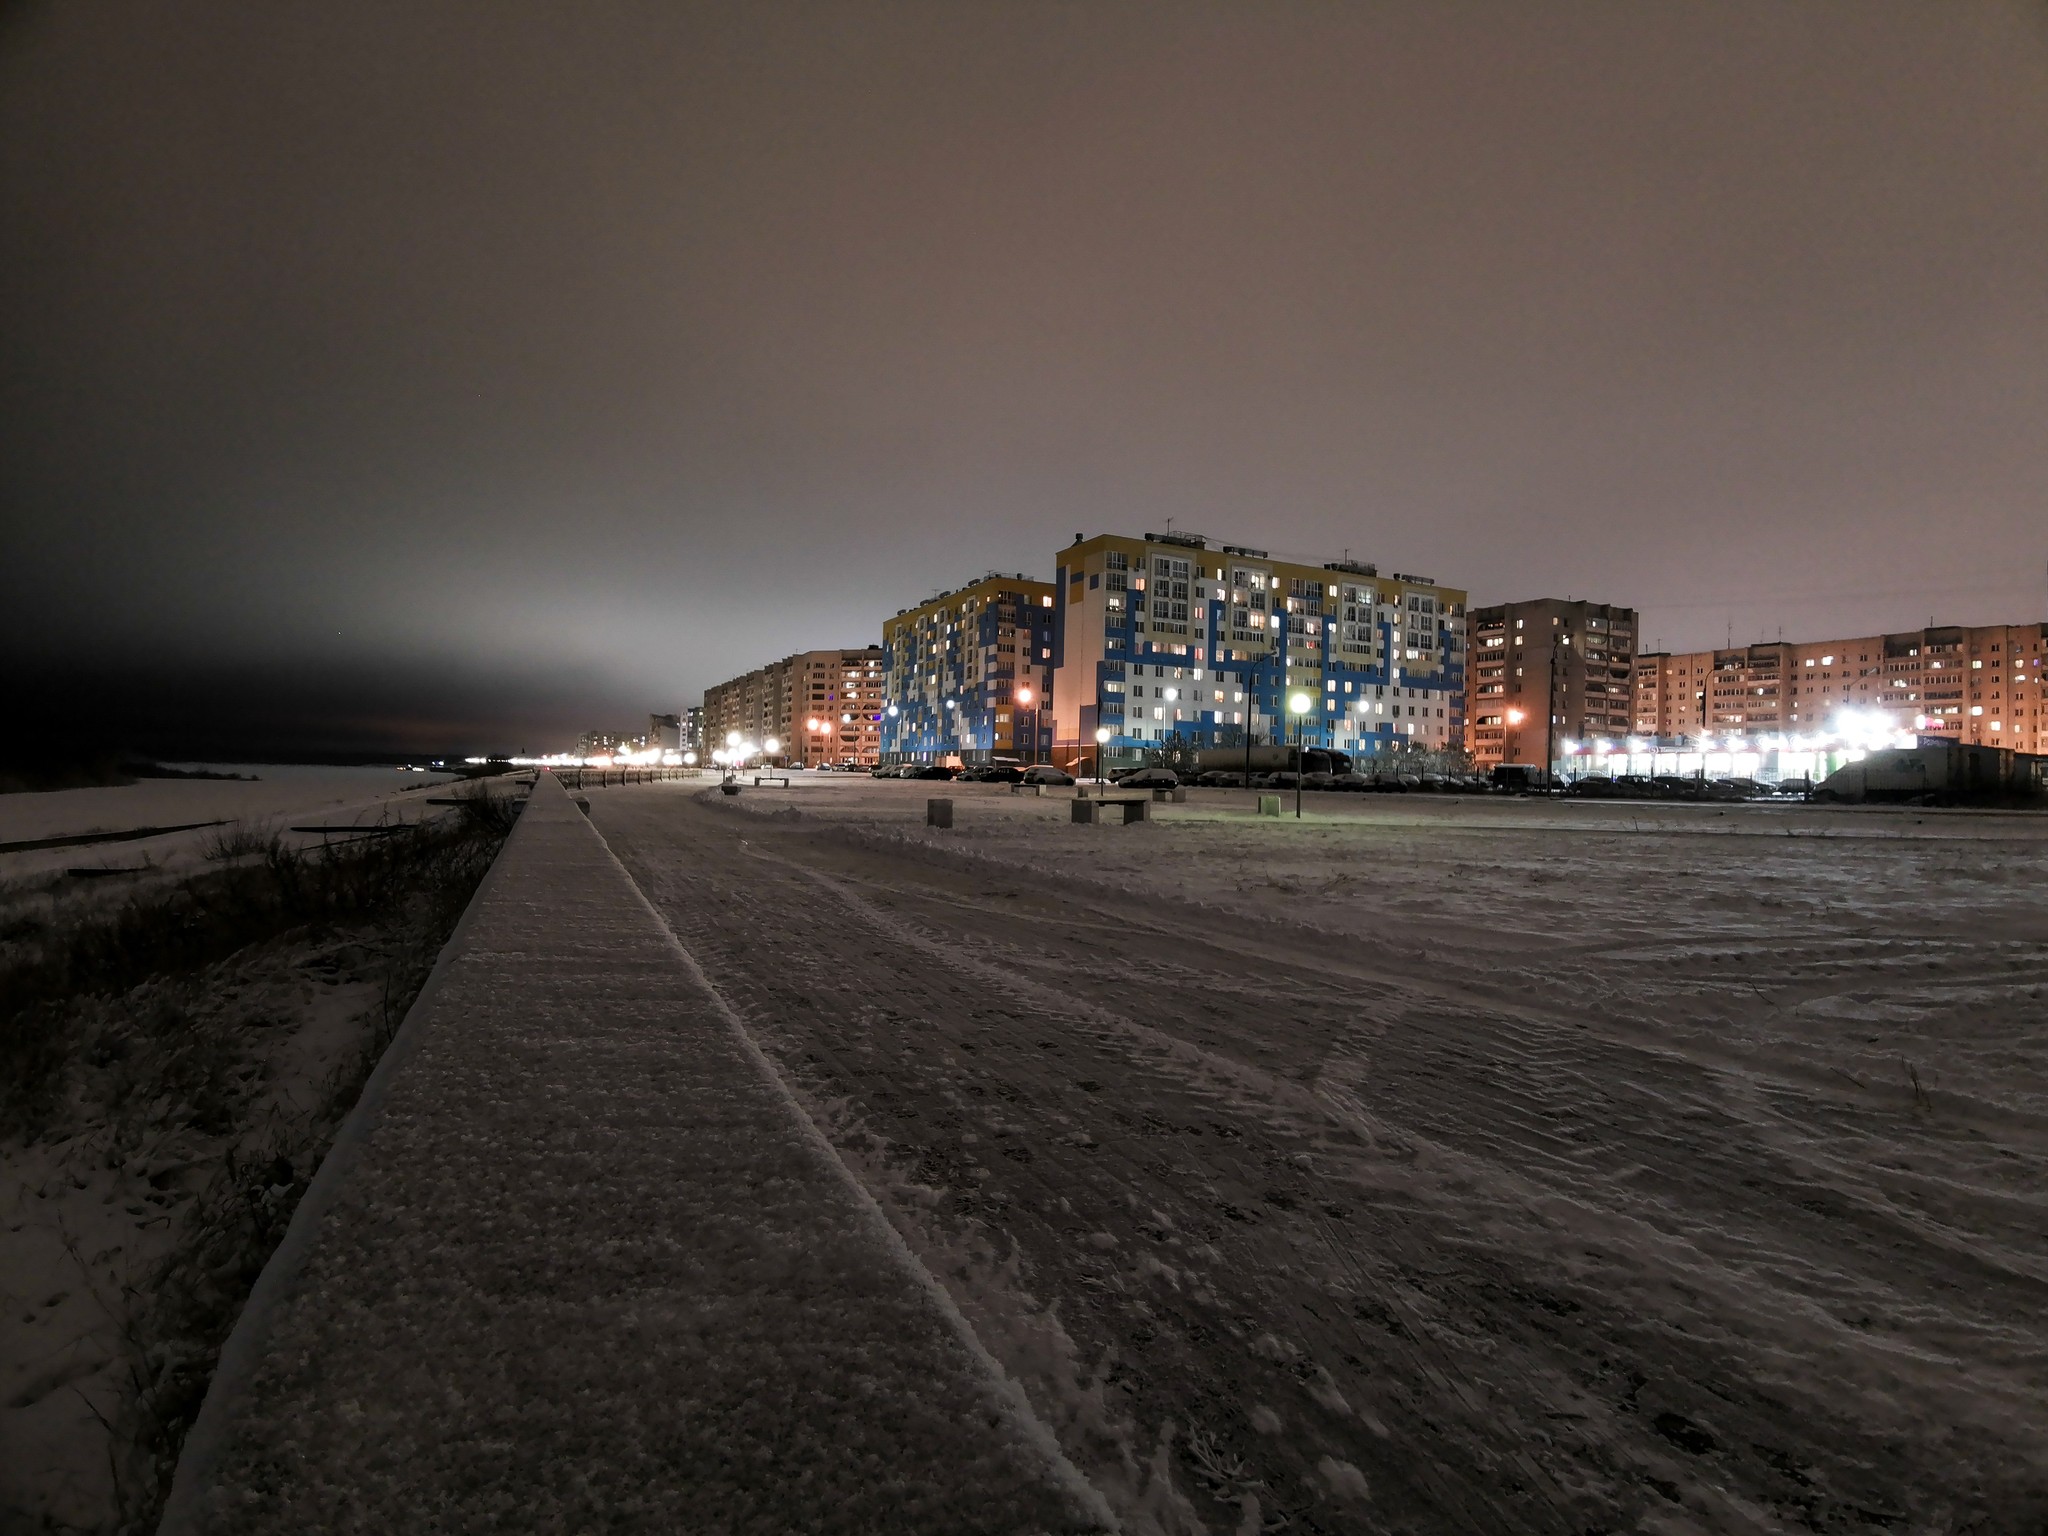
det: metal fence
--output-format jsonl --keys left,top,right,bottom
{"left": 548, "top": 767, "right": 703, "bottom": 791}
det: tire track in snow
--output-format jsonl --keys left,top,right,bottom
{"left": 595, "top": 787, "right": 2048, "bottom": 1535}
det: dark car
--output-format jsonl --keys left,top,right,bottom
{"left": 1020, "top": 765, "right": 1074, "bottom": 786}
{"left": 915, "top": 764, "right": 958, "bottom": 780}
{"left": 1112, "top": 767, "right": 1180, "bottom": 789}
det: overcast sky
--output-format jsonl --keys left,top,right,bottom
{"left": 4, "top": 1, "right": 2045, "bottom": 754}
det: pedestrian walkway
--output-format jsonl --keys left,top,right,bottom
{"left": 161, "top": 775, "right": 1108, "bottom": 1535}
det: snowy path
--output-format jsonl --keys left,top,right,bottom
{"left": 593, "top": 781, "right": 2048, "bottom": 1536}
{"left": 161, "top": 776, "right": 1109, "bottom": 1535}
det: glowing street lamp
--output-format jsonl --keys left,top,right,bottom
{"left": 726, "top": 729, "right": 742, "bottom": 747}
{"left": 1093, "top": 725, "right": 1110, "bottom": 786}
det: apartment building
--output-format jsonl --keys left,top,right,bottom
{"left": 791, "top": 647, "right": 886, "bottom": 766}
{"left": 880, "top": 574, "right": 1057, "bottom": 764}
{"left": 1632, "top": 644, "right": 1785, "bottom": 739}
{"left": 1466, "top": 600, "right": 1637, "bottom": 772}
{"left": 703, "top": 646, "right": 886, "bottom": 766}
{"left": 1050, "top": 531, "right": 1466, "bottom": 771}
{"left": 1783, "top": 623, "right": 2045, "bottom": 750}
{"left": 1633, "top": 622, "right": 2046, "bottom": 754}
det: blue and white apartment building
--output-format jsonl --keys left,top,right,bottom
{"left": 1048, "top": 530, "right": 1466, "bottom": 772}
{"left": 879, "top": 573, "right": 1058, "bottom": 765}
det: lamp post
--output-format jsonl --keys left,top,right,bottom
{"left": 1288, "top": 690, "right": 1312, "bottom": 818}
{"left": 1016, "top": 684, "right": 1035, "bottom": 768}
{"left": 1093, "top": 726, "right": 1110, "bottom": 786}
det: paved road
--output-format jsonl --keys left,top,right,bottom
{"left": 597, "top": 783, "right": 2048, "bottom": 1536}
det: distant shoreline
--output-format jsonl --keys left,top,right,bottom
{"left": 0, "top": 760, "right": 468, "bottom": 796}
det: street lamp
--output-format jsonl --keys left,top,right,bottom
{"left": 1093, "top": 725, "right": 1110, "bottom": 786}
{"left": 1288, "top": 690, "right": 1312, "bottom": 818}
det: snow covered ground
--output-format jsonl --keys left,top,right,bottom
{"left": 0, "top": 765, "right": 465, "bottom": 884}
{"left": 582, "top": 774, "right": 2048, "bottom": 1534}
{"left": 161, "top": 777, "right": 1110, "bottom": 1535}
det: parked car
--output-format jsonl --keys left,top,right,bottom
{"left": 1112, "top": 767, "right": 1180, "bottom": 789}
{"left": 870, "top": 764, "right": 896, "bottom": 778}
{"left": 914, "top": 764, "right": 958, "bottom": 780}
{"left": 1019, "top": 765, "right": 1074, "bottom": 786}
{"left": 1566, "top": 776, "right": 1622, "bottom": 798}
{"left": 1489, "top": 763, "right": 1548, "bottom": 793}
{"left": 977, "top": 763, "right": 1025, "bottom": 783}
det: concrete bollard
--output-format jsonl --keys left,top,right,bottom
{"left": 927, "top": 798, "right": 953, "bottom": 828}
{"left": 1257, "top": 795, "right": 1282, "bottom": 817}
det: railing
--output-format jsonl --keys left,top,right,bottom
{"left": 549, "top": 766, "right": 704, "bottom": 791}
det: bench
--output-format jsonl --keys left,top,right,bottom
{"left": 1072, "top": 795, "right": 1150, "bottom": 825}
{"left": 752, "top": 774, "right": 791, "bottom": 787}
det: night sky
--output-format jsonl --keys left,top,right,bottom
{"left": 4, "top": 2, "right": 2045, "bottom": 757}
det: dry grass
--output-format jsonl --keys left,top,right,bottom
{"left": 0, "top": 805, "right": 513, "bottom": 1531}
